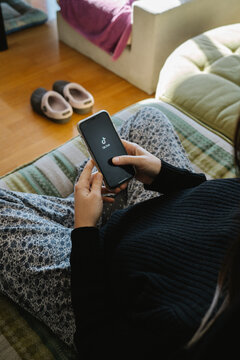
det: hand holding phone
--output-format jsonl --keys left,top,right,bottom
{"left": 112, "top": 139, "right": 161, "bottom": 185}
{"left": 74, "top": 160, "right": 125, "bottom": 228}
{"left": 74, "top": 160, "right": 104, "bottom": 228}
{"left": 77, "top": 110, "right": 135, "bottom": 189}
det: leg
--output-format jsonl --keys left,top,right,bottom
{"left": 118, "top": 106, "right": 194, "bottom": 206}
{"left": 0, "top": 189, "right": 75, "bottom": 345}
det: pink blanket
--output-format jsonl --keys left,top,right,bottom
{"left": 59, "top": 0, "right": 135, "bottom": 60}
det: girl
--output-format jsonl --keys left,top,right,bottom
{"left": 1, "top": 107, "right": 239, "bottom": 359}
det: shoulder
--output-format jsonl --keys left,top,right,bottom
{"left": 196, "top": 177, "right": 240, "bottom": 189}
{"left": 190, "top": 177, "right": 240, "bottom": 199}
{"left": 207, "top": 177, "right": 240, "bottom": 188}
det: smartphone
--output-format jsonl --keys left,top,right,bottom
{"left": 77, "top": 110, "right": 135, "bottom": 189}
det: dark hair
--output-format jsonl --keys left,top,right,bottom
{"left": 222, "top": 114, "right": 240, "bottom": 303}
{"left": 187, "top": 114, "right": 240, "bottom": 347}
{"left": 205, "top": 115, "right": 240, "bottom": 303}
{"left": 234, "top": 115, "right": 240, "bottom": 176}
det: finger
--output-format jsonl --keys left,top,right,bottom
{"left": 103, "top": 196, "right": 115, "bottom": 203}
{"left": 101, "top": 186, "right": 118, "bottom": 195}
{"left": 112, "top": 154, "right": 142, "bottom": 166}
{"left": 121, "top": 139, "right": 136, "bottom": 155}
{"left": 91, "top": 172, "right": 103, "bottom": 193}
{"left": 78, "top": 159, "right": 95, "bottom": 185}
{"left": 121, "top": 139, "right": 134, "bottom": 146}
{"left": 90, "top": 171, "right": 102, "bottom": 185}
{"left": 90, "top": 158, "right": 97, "bottom": 167}
{"left": 102, "top": 183, "right": 127, "bottom": 196}
{"left": 119, "top": 182, "right": 128, "bottom": 190}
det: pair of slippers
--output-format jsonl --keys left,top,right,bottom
{"left": 30, "top": 81, "right": 94, "bottom": 124}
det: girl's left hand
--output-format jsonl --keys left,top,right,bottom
{"left": 74, "top": 160, "right": 125, "bottom": 228}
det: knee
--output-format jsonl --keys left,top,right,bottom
{"left": 135, "top": 106, "right": 171, "bottom": 127}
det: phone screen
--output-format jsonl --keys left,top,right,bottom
{"left": 78, "top": 111, "right": 135, "bottom": 189}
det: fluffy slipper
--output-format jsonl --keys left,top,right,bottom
{"left": 30, "top": 88, "right": 73, "bottom": 124}
{"left": 53, "top": 80, "right": 94, "bottom": 114}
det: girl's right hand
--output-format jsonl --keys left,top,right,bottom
{"left": 112, "top": 139, "right": 161, "bottom": 185}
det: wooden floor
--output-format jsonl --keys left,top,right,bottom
{"left": 0, "top": 5, "right": 152, "bottom": 177}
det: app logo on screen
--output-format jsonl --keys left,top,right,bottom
{"left": 101, "top": 137, "right": 110, "bottom": 149}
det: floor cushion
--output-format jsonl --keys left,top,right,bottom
{"left": 156, "top": 23, "right": 240, "bottom": 144}
{"left": 2, "top": 0, "right": 48, "bottom": 34}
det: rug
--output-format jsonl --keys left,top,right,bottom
{"left": 2, "top": 0, "right": 48, "bottom": 34}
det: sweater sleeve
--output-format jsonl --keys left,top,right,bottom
{"left": 70, "top": 227, "right": 109, "bottom": 357}
{"left": 70, "top": 228, "right": 176, "bottom": 359}
{"left": 144, "top": 159, "right": 206, "bottom": 193}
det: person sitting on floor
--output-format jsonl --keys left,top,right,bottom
{"left": 1, "top": 107, "right": 240, "bottom": 359}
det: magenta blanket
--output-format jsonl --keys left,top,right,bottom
{"left": 59, "top": 0, "right": 135, "bottom": 60}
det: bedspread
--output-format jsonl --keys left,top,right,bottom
{"left": 59, "top": 0, "right": 135, "bottom": 60}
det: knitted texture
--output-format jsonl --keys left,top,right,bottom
{"left": 71, "top": 163, "right": 240, "bottom": 359}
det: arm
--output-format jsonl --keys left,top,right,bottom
{"left": 71, "top": 167, "right": 157, "bottom": 357}
{"left": 71, "top": 160, "right": 191, "bottom": 358}
{"left": 144, "top": 159, "right": 206, "bottom": 193}
{"left": 71, "top": 226, "right": 170, "bottom": 359}
{"left": 71, "top": 160, "right": 110, "bottom": 356}
{"left": 70, "top": 226, "right": 108, "bottom": 357}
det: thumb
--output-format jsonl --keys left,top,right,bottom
{"left": 91, "top": 172, "right": 103, "bottom": 193}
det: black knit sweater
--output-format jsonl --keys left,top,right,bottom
{"left": 70, "top": 160, "right": 240, "bottom": 359}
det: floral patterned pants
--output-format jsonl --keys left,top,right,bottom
{"left": 0, "top": 107, "right": 193, "bottom": 345}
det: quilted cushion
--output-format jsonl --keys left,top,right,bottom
{"left": 156, "top": 23, "right": 240, "bottom": 144}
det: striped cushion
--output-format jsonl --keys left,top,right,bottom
{"left": 0, "top": 99, "right": 235, "bottom": 197}
{"left": 0, "top": 294, "right": 76, "bottom": 360}
{"left": 0, "top": 137, "right": 89, "bottom": 197}
{"left": 0, "top": 99, "right": 236, "bottom": 359}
